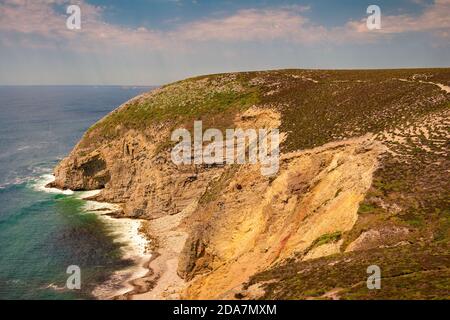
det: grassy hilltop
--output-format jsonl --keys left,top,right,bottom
{"left": 87, "top": 68, "right": 450, "bottom": 149}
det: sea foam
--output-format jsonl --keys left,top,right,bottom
{"left": 34, "top": 175, "right": 152, "bottom": 299}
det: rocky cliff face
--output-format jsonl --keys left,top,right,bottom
{"left": 179, "top": 135, "right": 384, "bottom": 298}
{"left": 51, "top": 69, "right": 450, "bottom": 299}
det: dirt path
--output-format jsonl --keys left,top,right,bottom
{"left": 397, "top": 78, "right": 450, "bottom": 94}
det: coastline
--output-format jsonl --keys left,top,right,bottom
{"left": 124, "top": 201, "right": 195, "bottom": 300}
{"left": 35, "top": 174, "right": 153, "bottom": 300}
{"left": 80, "top": 190, "right": 152, "bottom": 299}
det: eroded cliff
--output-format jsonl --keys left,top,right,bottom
{"left": 51, "top": 69, "right": 450, "bottom": 299}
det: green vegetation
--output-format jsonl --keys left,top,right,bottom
{"left": 373, "top": 179, "right": 406, "bottom": 194}
{"left": 258, "top": 69, "right": 450, "bottom": 152}
{"left": 244, "top": 242, "right": 450, "bottom": 300}
{"left": 309, "top": 232, "right": 342, "bottom": 249}
{"left": 85, "top": 68, "right": 450, "bottom": 152}
{"left": 358, "top": 203, "right": 377, "bottom": 214}
{"left": 87, "top": 73, "right": 260, "bottom": 140}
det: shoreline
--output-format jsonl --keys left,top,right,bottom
{"left": 126, "top": 202, "right": 192, "bottom": 300}
{"left": 80, "top": 189, "right": 153, "bottom": 299}
{"left": 34, "top": 174, "right": 153, "bottom": 300}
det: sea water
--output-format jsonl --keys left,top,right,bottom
{"left": 0, "top": 86, "right": 153, "bottom": 299}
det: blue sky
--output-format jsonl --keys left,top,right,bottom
{"left": 0, "top": 0, "right": 449, "bottom": 85}
{"left": 88, "top": 0, "right": 428, "bottom": 28}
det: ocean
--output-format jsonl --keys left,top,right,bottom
{"left": 0, "top": 86, "right": 153, "bottom": 299}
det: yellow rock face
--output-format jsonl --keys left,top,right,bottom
{"left": 182, "top": 134, "right": 384, "bottom": 299}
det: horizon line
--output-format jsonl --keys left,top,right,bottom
{"left": 2, "top": 66, "right": 450, "bottom": 87}
{"left": 0, "top": 84, "right": 160, "bottom": 87}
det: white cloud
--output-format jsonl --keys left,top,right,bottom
{"left": 170, "top": 8, "right": 327, "bottom": 44}
{"left": 0, "top": 0, "right": 449, "bottom": 52}
{"left": 345, "top": 0, "right": 450, "bottom": 40}
{"left": 0, "top": 0, "right": 165, "bottom": 49}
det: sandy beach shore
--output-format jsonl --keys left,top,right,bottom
{"left": 117, "top": 201, "right": 199, "bottom": 300}
{"left": 36, "top": 174, "right": 153, "bottom": 299}
{"left": 79, "top": 190, "right": 153, "bottom": 299}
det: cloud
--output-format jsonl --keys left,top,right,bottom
{"left": 345, "top": 0, "right": 450, "bottom": 40}
{"left": 170, "top": 8, "right": 328, "bottom": 44}
{"left": 0, "top": 0, "right": 165, "bottom": 49}
{"left": 0, "top": 0, "right": 449, "bottom": 52}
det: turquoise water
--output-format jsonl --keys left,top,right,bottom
{"left": 0, "top": 86, "right": 153, "bottom": 299}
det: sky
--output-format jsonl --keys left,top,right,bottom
{"left": 0, "top": 0, "right": 449, "bottom": 85}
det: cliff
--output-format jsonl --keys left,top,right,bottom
{"left": 51, "top": 69, "right": 450, "bottom": 299}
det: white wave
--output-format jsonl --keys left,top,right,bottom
{"left": 44, "top": 283, "right": 66, "bottom": 291}
{"left": 17, "top": 145, "right": 32, "bottom": 151}
{"left": 32, "top": 174, "right": 74, "bottom": 195}
{"left": 32, "top": 176, "right": 151, "bottom": 299}
{"left": 0, "top": 178, "right": 28, "bottom": 189}
{"left": 76, "top": 191, "right": 151, "bottom": 299}
{"left": 1, "top": 171, "right": 52, "bottom": 190}
{"left": 90, "top": 216, "right": 151, "bottom": 299}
